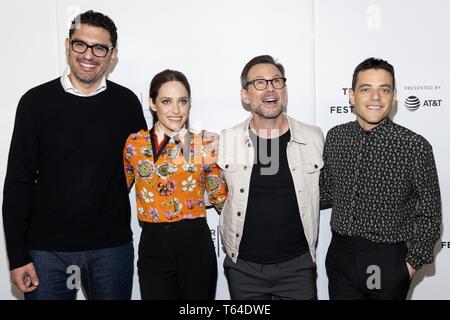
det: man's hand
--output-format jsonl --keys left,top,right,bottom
{"left": 11, "top": 262, "right": 39, "bottom": 293}
{"left": 406, "top": 262, "right": 416, "bottom": 280}
{"left": 201, "top": 130, "right": 220, "bottom": 154}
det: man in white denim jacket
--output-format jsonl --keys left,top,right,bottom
{"left": 218, "top": 55, "right": 324, "bottom": 300}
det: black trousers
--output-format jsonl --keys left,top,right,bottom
{"left": 326, "top": 232, "right": 411, "bottom": 300}
{"left": 224, "top": 252, "right": 317, "bottom": 300}
{"left": 138, "top": 218, "right": 217, "bottom": 300}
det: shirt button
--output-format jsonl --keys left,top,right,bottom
{"left": 314, "top": 164, "right": 318, "bottom": 169}
{"left": 225, "top": 164, "right": 229, "bottom": 169}
{"left": 232, "top": 253, "right": 235, "bottom": 258}
{"left": 236, "top": 233, "right": 239, "bottom": 238}
{"left": 244, "top": 166, "right": 247, "bottom": 170}
{"left": 248, "top": 143, "right": 251, "bottom": 148}
{"left": 240, "top": 188, "right": 245, "bottom": 193}
{"left": 237, "top": 212, "right": 241, "bottom": 217}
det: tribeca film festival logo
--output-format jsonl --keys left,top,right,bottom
{"left": 330, "top": 88, "right": 355, "bottom": 114}
{"left": 403, "top": 84, "right": 442, "bottom": 112}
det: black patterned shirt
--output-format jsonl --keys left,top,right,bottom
{"left": 320, "top": 118, "right": 441, "bottom": 270}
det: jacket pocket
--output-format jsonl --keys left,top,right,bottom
{"left": 304, "top": 158, "right": 324, "bottom": 174}
{"left": 217, "top": 163, "right": 241, "bottom": 209}
{"left": 302, "top": 158, "right": 324, "bottom": 196}
{"left": 218, "top": 162, "right": 239, "bottom": 173}
{"left": 218, "top": 163, "right": 241, "bottom": 189}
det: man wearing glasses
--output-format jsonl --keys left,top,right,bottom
{"left": 218, "top": 55, "right": 324, "bottom": 299}
{"left": 3, "top": 10, "right": 146, "bottom": 299}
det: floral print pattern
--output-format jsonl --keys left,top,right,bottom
{"left": 181, "top": 176, "right": 196, "bottom": 192}
{"left": 124, "top": 129, "right": 227, "bottom": 223}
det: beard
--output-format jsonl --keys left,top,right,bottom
{"left": 254, "top": 107, "right": 282, "bottom": 119}
{"left": 253, "top": 102, "right": 286, "bottom": 119}
{"left": 69, "top": 57, "right": 105, "bottom": 85}
{"left": 72, "top": 71, "right": 98, "bottom": 84}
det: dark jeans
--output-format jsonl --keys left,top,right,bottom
{"left": 138, "top": 218, "right": 217, "bottom": 300}
{"left": 326, "top": 232, "right": 411, "bottom": 300}
{"left": 224, "top": 252, "right": 317, "bottom": 300}
{"left": 25, "top": 241, "right": 134, "bottom": 300}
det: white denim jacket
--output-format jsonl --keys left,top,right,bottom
{"left": 218, "top": 114, "right": 324, "bottom": 263}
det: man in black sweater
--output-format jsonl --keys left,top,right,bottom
{"left": 2, "top": 10, "right": 147, "bottom": 299}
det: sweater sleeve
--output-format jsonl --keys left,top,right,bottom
{"left": 130, "top": 92, "right": 148, "bottom": 132}
{"left": 2, "top": 94, "right": 39, "bottom": 270}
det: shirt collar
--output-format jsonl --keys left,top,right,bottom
{"left": 243, "top": 113, "right": 306, "bottom": 144}
{"left": 353, "top": 117, "right": 393, "bottom": 135}
{"left": 154, "top": 122, "right": 190, "bottom": 146}
{"left": 60, "top": 67, "right": 107, "bottom": 97}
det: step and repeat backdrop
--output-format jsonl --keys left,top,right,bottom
{"left": 0, "top": 0, "right": 448, "bottom": 299}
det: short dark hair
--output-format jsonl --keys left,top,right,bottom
{"left": 352, "top": 57, "right": 395, "bottom": 90}
{"left": 240, "top": 55, "right": 285, "bottom": 88}
{"left": 149, "top": 69, "right": 191, "bottom": 124}
{"left": 69, "top": 10, "right": 118, "bottom": 48}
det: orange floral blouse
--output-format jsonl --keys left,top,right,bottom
{"left": 123, "top": 128, "right": 227, "bottom": 223}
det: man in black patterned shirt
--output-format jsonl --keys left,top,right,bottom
{"left": 320, "top": 57, "right": 441, "bottom": 300}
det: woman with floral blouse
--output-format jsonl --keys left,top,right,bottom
{"left": 124, "top": 70, "right": 227, "bottom": 300}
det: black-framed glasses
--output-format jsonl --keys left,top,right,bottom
{"left": 244, "top": 77, "right": 287, "bottom": 91}
{"left": 70, "top": 40, "right": 114, "bottom": 58}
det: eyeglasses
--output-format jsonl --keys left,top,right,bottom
{"left": 70, "top": 40, "right": 114, "bottom": 58}
{"left": 244, "top": 77, "right": 287, "bottom": 91}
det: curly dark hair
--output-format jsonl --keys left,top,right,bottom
{"left": 352, "top": 57, "right": 395, "bottom": 90}
{"left": 69, "top": 10, "right": 118, "bottom": 47}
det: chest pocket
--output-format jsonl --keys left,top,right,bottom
{"left": 290, "top": 158, "right": 323, "bottom": 190}
{"left": 219, "top": 163, "right": 239, "bottom": 171}
{"left": 304, "top": 159, "right": 324, "bottom": 174}
{"left": 218, "top": 163, "right": 240, "bottom": 180}
{"left": 218, "top": 162, "right": 248, "bottom": 192}
{"left": 290, "top": 158, "right": 323, "bottom": 173}
{"left": 303, "top": 158, "right": 323, "bottom": 191}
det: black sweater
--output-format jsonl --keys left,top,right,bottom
{"left": 2, "top": 78, "right": 147, "bottom": 270}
